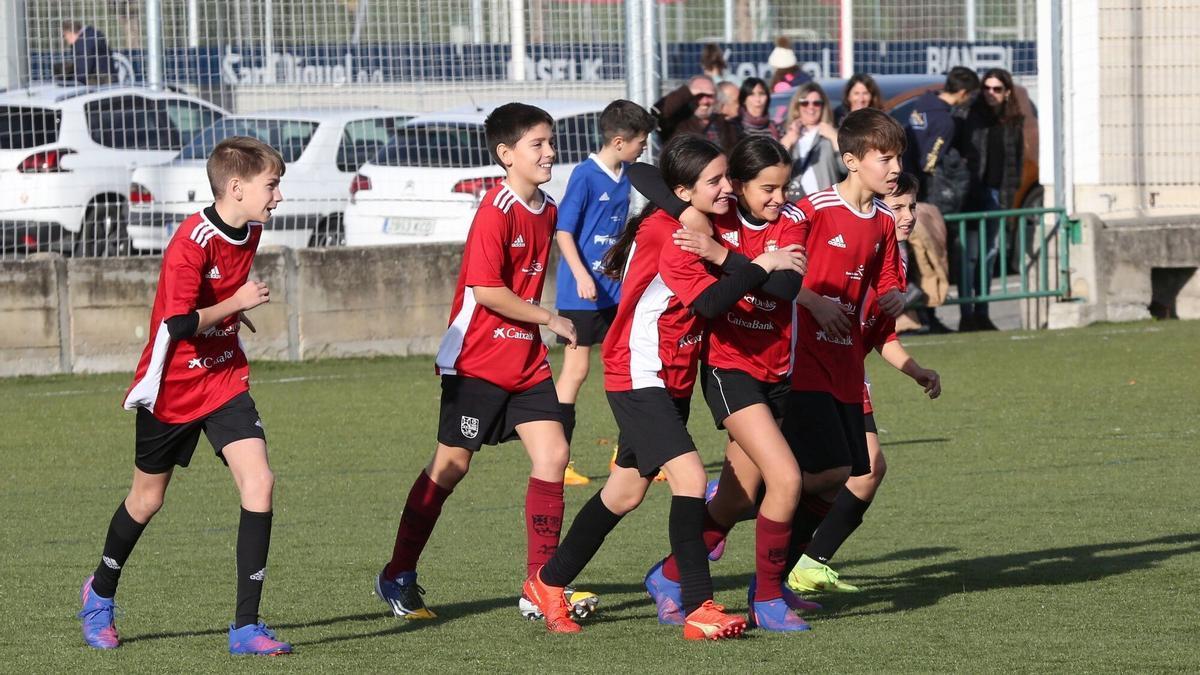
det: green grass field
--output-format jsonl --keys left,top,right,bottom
{"left": 2, "top": 320, "right": 1198, "bottom": 672}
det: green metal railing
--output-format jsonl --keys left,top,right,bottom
{"left": 939, "top": 207, "right": 1080, "bottom": 305}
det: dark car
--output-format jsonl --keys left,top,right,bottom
{"left": 770, "top": 74, "right": 1041, "bottom": 211}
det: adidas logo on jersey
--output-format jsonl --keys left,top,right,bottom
{"left": 721, "top": 231, "right": 740, "bottom": 247}
{"left": 249, "top": 567, "right": 266, "bottom": 581}
{"left": 599, "top": 192, "right": 611, "bottom": 202}
{"left": 512, "top": 234, "right": 526, "bottom": 248}
{"left": 827, "top": 234, "right": 847, "bottom": 248}
{"left": 205, "top": 265, "right": 221, "bottom": 279}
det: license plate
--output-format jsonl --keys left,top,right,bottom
{"left": 383, "top": 217, "right": 435, "bottom": 236}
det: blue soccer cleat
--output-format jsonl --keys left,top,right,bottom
{"left": 746, "top": 576, "right": 811, "bottom": 632}
{"left": 644, "top": 559, "right": 684, "bottom": 625}
{"left": 78, "top": 576, "right": 120, "bottom": 649}
{"left": 375, "top": 568, "right": 437, "bottom": 619}
{"left": 228, "top": 621, "right": 292, "bottom": 655}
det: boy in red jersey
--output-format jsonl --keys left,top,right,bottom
{"left": 791, "top": 173, "right": 942, "bottom": 593}
{"left": 375, "top": 103, "right": 598, "bottom": 624}
{"left": 780, "top": 107, "right": 908, "bottom": 575}
{"left": 78, "top": 137, "right": 291, "bottom": 655}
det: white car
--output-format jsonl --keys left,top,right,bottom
{"left": 0, "top": 83, "right": 226, "bottom": 257}
{"left": 343, "top": 100, "right": 605, "bottom": 246}
{"left": 128, "top": 108, "right": 415, "bottom": 251}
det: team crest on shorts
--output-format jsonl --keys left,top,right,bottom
{"left": 460, "top": 415, "right": 480, "bottom": 439}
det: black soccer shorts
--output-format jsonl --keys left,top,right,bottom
{"left": 437, "top": 375, "right": 561, "bottom": 451}
{"left": 134, "top": 392, "right": 266, "bottom": 474}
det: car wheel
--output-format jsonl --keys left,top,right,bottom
{"left": 308, "top": 214, "right": 345, "bottom": 248}
{"left": 73, "top": 202, "right": 127, "bottom": 258}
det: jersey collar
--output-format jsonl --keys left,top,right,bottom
{"left": 201, "top": 205, "right": 252, "bottom": 245}
{"left": 588, "top": 153, "right": 624, "bottom": 182}
{"left": 831, "top": 184, "right": 877, "bottom": 219}
{"left": 499, "top": 182, "right": 549, "bottom": 215}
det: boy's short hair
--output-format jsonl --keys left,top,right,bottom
{"left": 893, "top": 172, "right": 919, "bottom": 197}
{"left": 207, "top": 136, "right": 285, "bottom": 197}
{"left": 944, "top": 66, "right": 981, "bottom": 94}
{"left": 838, "top": 108, "right": 906, "bottom": 160}
{"left": 598, "top": 99, "right": 656, "bottom": 144}
{"left": 60, "top": 19, "right": 83, "bottom": 33}
{"left": 484, "top": 102, "right": 555, "bottom": 166}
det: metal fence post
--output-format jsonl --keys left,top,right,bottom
{"left": 510, "top": 0, "right": 526, "bottom": 81}
{"left": 145, "top": 0, "right": 163, "bottom": 90}
{"left": 642, "top": 0, "right": 659, "bottom": 108}
{"left": 625, "top": 0, "right": 644, "bottom": 107}
{"left": 839, "top": 0, "right": 854, "bottom": 77}
{"left": 1, "top": 0, "right": 29, "bottom": 90}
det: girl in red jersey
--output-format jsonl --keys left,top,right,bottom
{"left": 523, "top": 135, "right": 805, "bottom": 640}
{"left": 791, "top": 173, "right": 941, "bottom": 592}
{"left": 629, "top": 135, "right": 820, "bottom": 632}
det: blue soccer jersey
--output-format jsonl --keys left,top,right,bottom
{"left": 554, "top": 154, "right": 630, "bottom": 311}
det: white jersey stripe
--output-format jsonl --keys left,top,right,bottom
{"left": 628, "top": 273, "right": 674, "bottom": 389}
{"left": 435, "top": 286, "right": 478, "bottom": 375}
{"left": 122, "top": 320, "right": 173, "bottom": 412}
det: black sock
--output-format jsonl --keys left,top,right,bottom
{"left": 91, "top": 502, "right": 147, "bottom": 598}
{"left": 670, "top": 496, "right": 712, "bottom": 616}
{"left": 786, "top": 494, "right": 833, "bottom": 570}
{"left": 559, "top": 402, "right": 577, "bottom": 446}
{"left": 805, "top": 488, "right": 872, "bottom": 564}
{"left": 235, "top": 508, "right": 273, "bottom": 628}
{"left": 540, "top": 491, "right": 623, "bottom": 587}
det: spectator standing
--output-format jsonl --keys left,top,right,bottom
{"left": 716, "top": 81, "right": 741, "bottom": 123}
{"left": 958, "top": 67, "right": 1024, "bottom": 332}
{"left": 780, "top": 83, "right": 842, "bottom": 200}
{"left": 733, "top": 77, "right": 780, "bottom": 140}
{"left": 903, "top": 67, "right": 978, "bottom": 332}
{"left": 654, "top": 75, "right": 739, "bottom": 151}
{"left": 833, "top": 74, "right": 883, "bottom": 126}
{"left": 700, "top": 43, "right": 735, "bottom": 85}
{"left": 768, "top": 38, "right": 807, "bottom": 93}
{"left": 61, "top": 20, "right": 116, "bottom": 86}
{"left": 903, "top": 66, "right": 978, "bottom": 218}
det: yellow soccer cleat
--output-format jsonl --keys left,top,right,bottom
{"left": 563, "top": 461, "right": 590, "bottom": 486}
{"left": 786, "top": 555, "right": 860, "bottom": 593}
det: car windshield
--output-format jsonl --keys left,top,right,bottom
{"left": 373, "top": 122, "right": 491, "bottom": 168}
{"left": 179, "top": 117, "right": 318, "bottom": 162}
{"left": 0, "top": 106, "right": 60, "bottom": 149}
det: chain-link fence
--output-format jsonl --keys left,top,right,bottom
{"left": 2, "top": 0, "right": 1040, "bottom": 259}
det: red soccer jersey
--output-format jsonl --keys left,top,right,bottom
{"left": 603, "top": 209, "right": 718, "bottom": 398}
{"left": 790, "top": 185, "right": 904, "bottom": 403}
{"left": 123, "top": 211, "right": 261, "bottom": 423}
{"left": 435, "top": 184, "right": 557, "bottom": 392}
{"left": 703, "top": 203, "right": 804, "bottom": 382}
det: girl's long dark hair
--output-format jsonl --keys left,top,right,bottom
{"left": 979, "top": 67, "right": 1023, "bottom": 126}
{"left": 602, "top": 134, "right": 724, "bottom": 279}
{"left": 728, "top": 134, "right": 790, "bottom": 183}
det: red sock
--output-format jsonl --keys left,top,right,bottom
{"left": 384, "top": 471, "right": 452, "bottom": 578}
{"left": 662, "top": 511, "right": 730, "bottom": 582}
{"left": 525, "top": 477, "right": 565, "bottom": 576}
{"left": 753, "top": 514, "right": 792, "bottom": 601}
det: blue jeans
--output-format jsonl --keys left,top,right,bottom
{"left": 961, "top": 188, "right": 1001, "bottom": 320}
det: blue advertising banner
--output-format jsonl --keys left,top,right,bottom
{"left": 29, "top": 40, "right": 1035, "bottom": 87}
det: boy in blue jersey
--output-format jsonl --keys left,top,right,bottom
{"left": 555, "top": 100, "right": 657, "bottom": 485}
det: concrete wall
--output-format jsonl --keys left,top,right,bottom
{"left": 1049, "top": 214, "right": 1200, "bottom": 328}
{"left": 0, "top": 243, "right": 564, "bottom": 377}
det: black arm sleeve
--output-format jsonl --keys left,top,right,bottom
{"left": 760, "top": 270, "right": 804, "bottom": 301}
{"left": 716, "top": 252, "right": 802, "bottom": 300}
{"left": 165, "top": 311, "right": 200, "bottom": 340}
{"left": 690, "top": 264, "right": 769, "bottom": 319}
{"left": 628, "top": 162, "right": 690, "bottom": 220}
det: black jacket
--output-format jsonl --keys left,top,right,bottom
{"left": 963, "top": 103, "right": 1024, "bottom": 211}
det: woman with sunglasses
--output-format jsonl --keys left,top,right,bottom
{"left": 780, "top": 82, "right": 844, "bottom": 200}
{"left": 960, "top": 67, "right": 1024, "bottom": 332}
